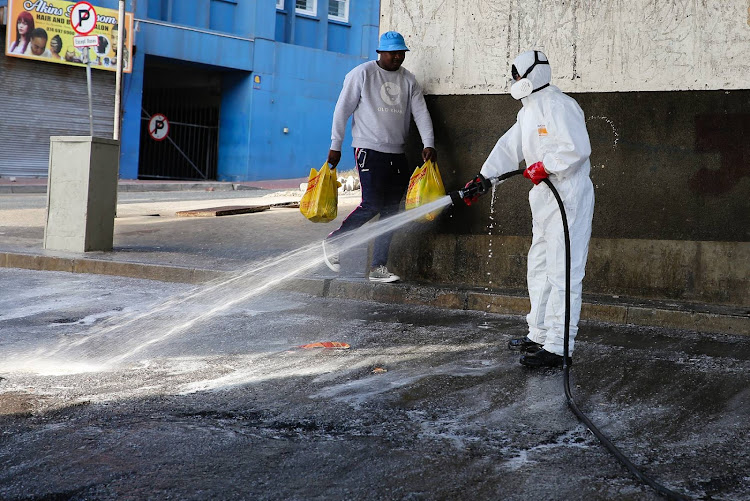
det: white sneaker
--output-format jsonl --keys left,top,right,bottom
{"left": 369, "top": 265, "right": 399, "bottom": 283}
{"left": 322, "top": 240, "right": 340, "bottom": 272}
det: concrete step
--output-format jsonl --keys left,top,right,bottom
{"left": 1, "top": 249, "right": 747, "bottom": 336}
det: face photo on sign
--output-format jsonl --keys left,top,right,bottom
{"left": 93, "top": 35, "right": 111, "bottom": 65}
{"left": 65, "top": 48, "right": 83, "bottom": 64}
{"left": 26, "top": 28, "right": 50, "bottom": 58}
{"left": 10, "top": 11, "right": 35, "bottom": 54}
{"left": 49, "top": 35, "right": 63, "bottom": 60}
{"left": 110, "top": 23, "right": 130, "bottom": 71}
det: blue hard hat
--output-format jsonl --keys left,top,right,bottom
{"left": 377, "top": 31, "right": 409, "bottom": 52}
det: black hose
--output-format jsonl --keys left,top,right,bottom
{"left": 539, "top": 176, "right": 690, "bottom": 501}
{"left": 476, "top": 170, "right": 688, "bottom": 498}
{"left": 494, "top": 170, "right": 526, "bottom": 183}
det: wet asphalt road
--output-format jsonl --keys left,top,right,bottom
{"left": 0, "top": 268, "right": 749, "bottom": 500}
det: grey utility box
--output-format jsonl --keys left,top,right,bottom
{"left": 44, "top": 136, "right": 120, "bottom": 253}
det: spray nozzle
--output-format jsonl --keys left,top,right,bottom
{"left": 449, "top": 174, "right": 493, "bottom": 206}
{"left": 449, "top": 189, "right": 465, "bottom": 206}
{"left": 448, "top": 170, "right": 526, "bottom": 206}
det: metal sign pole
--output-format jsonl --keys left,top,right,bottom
{"left": 84, "top": 47, "right": 94, "bottom": 136}
{"left": 114, "top": 0, "right": 125, "bottom": 140}
{"left": 71, "top": 1, "right": 98, "bottom": 137}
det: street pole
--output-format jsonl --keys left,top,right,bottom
{"left": 114, "top": 0, "right": 125, "bottom": 140}
{"left": 84, "top": 47, "right": 94, "bottom": 136}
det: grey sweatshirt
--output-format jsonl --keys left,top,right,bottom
{"left": 330, "top": 60, "right": 435, "bottom": 154}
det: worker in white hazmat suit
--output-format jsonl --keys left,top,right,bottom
{"left": 458, "top": 50, "right": 595, "bottom": 368}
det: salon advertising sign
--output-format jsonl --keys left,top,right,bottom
{"left": 5, "top": 0, "right": 133, "bottom": 73}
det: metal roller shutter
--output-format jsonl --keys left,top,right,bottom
{"left": 0, "top": 28, "right": 116, "bottom": 177}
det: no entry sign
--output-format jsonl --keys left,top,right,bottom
{"left": 70, "top": 1, "right": 97, "bottom": 36}
{"left": 149, "top": 114, "right": 170, "bottom": 141}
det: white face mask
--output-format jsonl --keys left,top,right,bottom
{"left": 509, "top": 51, "right": 550, "bottom": 100}
{"left": 510, "top": 78, "right": 534, "bottom": 100}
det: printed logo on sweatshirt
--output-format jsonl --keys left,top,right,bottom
{"left": 380, "top": 82, "right": 401, "bottom": 106}
{"left": 537, "top": 125, "right": 548, "bottom": 136}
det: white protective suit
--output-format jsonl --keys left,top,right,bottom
{"left": 479, "top": 51, "right": 595, "bottom": 356}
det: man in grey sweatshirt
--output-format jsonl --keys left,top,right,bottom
{"left": 323, "top": 31, "right": 437, "bottom": 283}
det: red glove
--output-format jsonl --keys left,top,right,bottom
{"left": 523, "top": 162, "right": 548, "bottom": 185}
{"left": 461, "top": 175, "right": 491, "bottom": 206}
{"left": 463, "top": 179, "right": 480, "bottom": 206}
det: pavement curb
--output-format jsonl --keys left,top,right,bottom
{"left": 0, "top": 182, "right": 265, "bottom": 194}
{"left": 288, "top": 278, "right": 748, "bottom": 336}
{"left": 0, "top": 251, "right": 227, "bottom": 284}
{"left": 1, "top": 250, "right": 748, "bottom": 336}
{"left": 0, "top": 185, "right": 47, "bottom": 194}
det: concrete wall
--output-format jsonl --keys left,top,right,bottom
{"left": 379, "top": 0, "right": 750, "bottom": 306}
{"left": 380, "top": 0, "right": 750, "bottom": 95}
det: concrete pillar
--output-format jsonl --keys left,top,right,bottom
{"left": 44, "top": 137, "right": 120, "bottom": 253}
{"left": 318, "top": 0, "right": 329, "bottom": 51}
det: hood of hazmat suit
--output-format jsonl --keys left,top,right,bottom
{"left": 510, "top": 50, "right": 551, "bottom": 100}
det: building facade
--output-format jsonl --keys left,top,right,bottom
{"left": 0, "top": 0, "right": 379, "bottom": 181}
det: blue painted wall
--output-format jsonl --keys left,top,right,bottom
{"left": 1, "top": 0, "right": 379, "bottom": 180}
{"left": 228, "top": 40, "right": 364, "bottom": 182}
{"left": 132, "top": 0, "right": 377, "bottom": 180}
{"left": 233, "top": 0, "right": 379, "bottom": 181}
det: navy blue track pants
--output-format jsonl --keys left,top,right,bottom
{"left": 327, "top": 148, "right": 411, "bottom": 267}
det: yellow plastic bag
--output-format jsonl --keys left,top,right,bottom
{"left": 405, "top": 159, "right": 446, "bottom": 222}
{"left": 300, "top": 162, "right": 341, "bottom": 223}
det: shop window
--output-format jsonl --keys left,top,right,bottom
{"left": 276, "top": 0, "right": 284, "bottom": 9}
{"left": 295, "top": 0, "right": 316, "bottom": 15}
{"left": 328, "top": 0, "right": 349, "bottom": 22}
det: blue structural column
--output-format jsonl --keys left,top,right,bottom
{"left": 118, "top": 0, "right": 146, "bottom": 179}
{"left": 361, "top": 0, "right": 380, "bottom": 56}
{"left": 318, "top": 0, "right": 329, "bottom": 50}
{"left": 215, "top": 0, "right": 262, "bottom": 182}
{"left": 118, "top": 30, "right": 145, "bottom": 179}
{"left": 283, "top": 0, "right": 295, "bottom": 44}
{"left": 217, "top": 72, "right": 253, "bottom": 182}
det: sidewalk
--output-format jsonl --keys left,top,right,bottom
{"left": 0, "top": 178, "right": 748, "bottom": 336}
{"left": 0, "top": 177, "right": 309, "bottom": 193}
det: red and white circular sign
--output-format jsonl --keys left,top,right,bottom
{"left": 70, "top": 1, "right": 97, "bottom": 36}
{"left": 148, "top": 114, "right": 170, "bottom": 141}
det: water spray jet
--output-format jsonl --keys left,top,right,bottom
{"left": 0, "top": 196, "right": 455, "bottom": 376}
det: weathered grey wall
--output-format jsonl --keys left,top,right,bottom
{"left": 391, "top": 90, "right": 749, "bottom": 306}
{"left": 380, "top": 0, "right": 750, "bottom": 94}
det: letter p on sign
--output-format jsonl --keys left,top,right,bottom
{"left": 70, "top": 2, "right": 97, "bottom": 36}
{"left": 149, "top": 114, "right": 170, "bottom": 141}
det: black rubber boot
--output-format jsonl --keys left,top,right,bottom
{"left": 507, "top": 336, "right": 543, "bottom": 353}
{"left": 519, "top": 348, "right": 572, "bottom": 368}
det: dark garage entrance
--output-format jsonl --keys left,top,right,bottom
{"left": 139, "top": 59, "right": 220, "bottom": 180}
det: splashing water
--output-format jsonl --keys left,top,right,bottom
{"left": 587, "top": 115, "right": 619, "bottom": 149}
{"left": 2, "top": 195, "right": 455, "bottom": 375}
